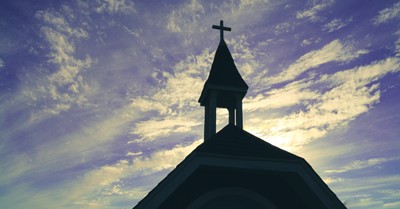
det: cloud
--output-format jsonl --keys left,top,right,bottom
{"left": 296, "top": 0, "right": 334, "bottom": 21}
{"left": 379, "top": 189, "right": 400, "bottom": 199}
{"left": 334, "top": 175, "right": 400, "bottom": 208}
{"left": 373, "top": 2, "right": 400, "bottom": 25}
{"left": 337, "top": 175, "right": 400, "bottom": 194}
{"left": 130, "top": 48, "right": 213, "bottom": 115}
{"left": 131, "top": 116, "right": 201, "bottom": 142}
{"left": 274, "top": 22, "right": 293, "bottom": 35}
{"left": 244, "top": 79, "right": 319, "bottom": 111}
{"left": 0, "top": 99, "right": 142, "bottom": 185}
{"left": 35, "top": 10, "right": 88, "bottom": 38}
{"left": 267, "top": 39, "right": 369, "bottom": 85}
{"left": 245, "top": 57, "right": 400, "bottom": 150}
{"left": 166, "top": 0, "right": 205, "bottom": 33}
{"left": 0, "top": 104, "right": 143, "bottom": 208}
{"left": 164, "top": 0, "right": 274, "bottom": 42}
{"left": 322, "top": 57, "right": 400, "bottom": 85}
{"left": 301, "top": 39, "right": 312, "bottom": 46}
{"left": 126, "top": 151, "right": 143, "bottom": 156}
{"left": 95, "top": 0, "right": 136, "bottom": 14}
{"left": 325, "top": 157, "right": 395, "bottom": 173}
{"left": 0, "top": 57, "right": 4, "bottom": 69}
{"left": 229, "top": 35, "right": 266, "bottom": 81}
{"left": 31, "top": 10, "right": 93, "bottom": 115}
{"left": 239, "top": 0, "right": 269, "bottom": 8}
{"left": 395, "top": 30, "right": 400, "bottom": 57}
{"left": 384, "top": 202, "right": 400, "bottom": 209}
{"left": 344, "top": 197, "right": 383, "bottom": 209}
{"left": 323, "top": 18, "right": 351, "bottom": 32}
{"left": 66, "top": 139, "right": 201, "bottom": 207}
{"left": 323, "top": 177, "right": 345, "bottom": 184}
{"left": 300, "top": 37, "right": 321, "bottom": 47}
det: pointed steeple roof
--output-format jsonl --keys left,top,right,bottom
{"left": 206, "top": 40, "right": 248, "bottom": 89}
{"left": 198, "top": 40, "right": 248, "bottom": 106}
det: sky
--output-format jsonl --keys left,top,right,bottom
{"left": 0, "top": 0, "right": 399, "bottom": 208}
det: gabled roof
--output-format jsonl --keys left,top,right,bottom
{"left": 133, "top": 125, "right": 347, "bottom": 209}
{"left": 194, "top": 124, "right": 302, "bottom": 161}
{"left": 204, "top": 40, "right": 248, "bottom": 90}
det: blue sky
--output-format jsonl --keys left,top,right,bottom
{"left": 1, "top": 0, "right": 399, "bottom": 208}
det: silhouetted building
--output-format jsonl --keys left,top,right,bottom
{"left": 133, "top": 20, "right": 346, "bottom": 209}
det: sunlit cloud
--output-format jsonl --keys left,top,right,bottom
{"left": 266, "top": 39, "right": 369, "bottom": 85}
{"left": 131, "top": 116, "right": 201, "bottom": 142}
{"left": 67, "top": 139, "right": 202, "bottom": 207}
{"left": 323, "top": 177, "right": 345, "bottom": 185}
{"left": 245, "top": 57, "right": 400, "bottom": 150}
{"left": 244, "top": 79, "right": 318, "bottom": 111}
{"left": 325, "top": 157, "right": 396, "bottom": 173}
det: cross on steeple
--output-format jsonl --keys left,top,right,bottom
{"left": 212, "top": 20, "right": 231, "bottom": 41}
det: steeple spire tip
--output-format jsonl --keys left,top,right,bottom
{"left": 212, "top": 20, "right": 231, "bottom": 41}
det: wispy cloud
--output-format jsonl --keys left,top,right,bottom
{"left": 0, "top": 104, "right": 155, "bottom": 208}
{"left": 384, "top": 201, "right": 400, "bottom": 209}
{"left": 29, "top": 9, "right": 93, "bottom": 115}
{"left": 323, "top": 176, "right": 345, "bottom": 184}
{"left": 300, "top": 37, "right": 321, "bottom": 47}
{"left": 0, "top": 57, "right": 4, "bottom": 69}
{"left": 325, "top": 157, "right": 395, "bottom": 173}
{"left": 323, "top": 18, "right": 351, "bottom": 32}
{"left": 296, "top": 0, "right": 334, "bottom": 21}
{"left": 0, "top": 93, "right": 144, "bottom": 199}
{"left": 35, "top": 10, "right": 88, "bottom": 38}
{"left": 244, "top": 79, "right": 319, "bottom": 111}
{"left": 130, "top": 48, "right": 213, "bottom": 115}
{"left": 373, "top": 2, "right": 400, "bottom": 25}
{"left": 337, "top": 175, "right": 400, "bottom": 194}
{"left": 126, "top": 151, "right": 143, "bottom": 156}
{"left": 65, "top": 139, "right": 201, "bottom": 208}
{"left": 95, "top": 0, "right": 136, "bottom": 14}
{"left": 336, "top": 175, "right": 400, "bottom": 208}
{"left": 131, "top": 116, "right": 201, "bottom": 142}
{"left": 345, "top": 196, "right": 384, "bottom": 209}
{"left": 246, "top": 57, "right": 400, "bottom": 150}
{"left": 379, "top": 189, "right": 400, "bottom": 199}
{"left": 266, "top": 39, "right": 368, "bottom": 85}
{"left": 166, "top": 0, "right": 205, "bottom": 33}
{"left": 128, "top": 48, "right": 215, "bottom": 143}
{"left": 395, "top": 30, "right": 400, "bottom": 57}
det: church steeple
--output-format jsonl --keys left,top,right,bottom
{"left": 199, "top": 20, "right": 249, "bottom": 140}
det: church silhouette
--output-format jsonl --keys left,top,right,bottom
{"left": 133, "top": 20, "right": 347, "bottom": 209}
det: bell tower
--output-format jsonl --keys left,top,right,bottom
{"left": 198, "top": 20, "right": 249, "bottom": 140}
